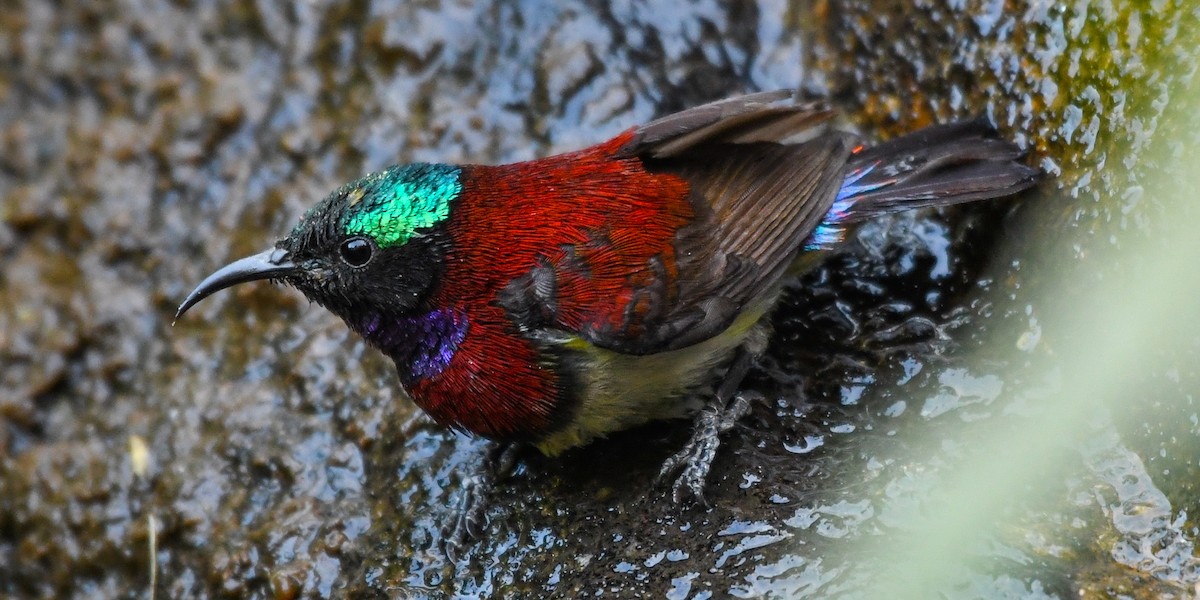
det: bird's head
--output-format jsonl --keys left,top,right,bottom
{"left": 176, "top": 163, "right": 461, "bottom": 324}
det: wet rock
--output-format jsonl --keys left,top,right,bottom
{"left": 1, "top": 0, "right": 1196, "bottom": 598}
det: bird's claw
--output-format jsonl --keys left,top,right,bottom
{"left": 446, "top": 472, "right": 488, "bottom": 561}
{"left": 444, "top": 442, "right": 521, "bottom": 559}
{"left": 658, "top": 392, "right": 755, "bottom": 504}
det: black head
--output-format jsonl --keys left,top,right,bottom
{"left": 176, "top": 163, "right": 462, "bottom": 324}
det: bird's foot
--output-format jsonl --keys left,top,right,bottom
{"left": 446, "top": 442, "right": 520, "bottom": 559}
{"left": 657, "top": 391, "right": 757, "bottom": 504}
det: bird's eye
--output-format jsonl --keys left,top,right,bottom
{"left": 339, "top": 237, "right": 373, "bottom": 267}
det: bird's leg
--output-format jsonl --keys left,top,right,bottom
{"left": 446, "top": 441, "right": 520, "bottom": 557}
{"left": 658, "top": 347, "right": 760, "bottom": 504}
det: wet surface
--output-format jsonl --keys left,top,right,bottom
{"left": 2, "top": 0, "right": 1198, "bottom": 598}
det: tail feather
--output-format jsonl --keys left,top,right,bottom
{"left": 840, "top": 118, "right": 1040, "bottom": 221}
{"left": 804, "top": 118, "right": 1039, "bottom": 251}
{"left": 848, "top": 158, "right": 1039, "bottom": 213}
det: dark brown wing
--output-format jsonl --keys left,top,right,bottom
{"left": 618, "top": 90, "right": 841, "bottom": 159}
{"left": 574, "top": 92, "right": 855, "bottom": 354}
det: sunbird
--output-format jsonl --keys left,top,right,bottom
{"left": 177, "top": 91, "right": 1038, "bottom": 500}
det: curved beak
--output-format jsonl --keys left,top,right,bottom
{"left": 175, "top": 248, "right": 296, "bottom": 323}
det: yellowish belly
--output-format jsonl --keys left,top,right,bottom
{"left": 534, "top": 308, "right": 770, "bottom": 456}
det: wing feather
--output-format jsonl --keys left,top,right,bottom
{"left": 568, "top": 92, "right": 854, "bottom": 354}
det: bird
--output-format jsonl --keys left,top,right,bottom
{"left": 176, "top": 90, "right": 1038, "bottom": 502}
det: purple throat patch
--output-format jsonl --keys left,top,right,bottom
{"left": 356, "top": 308, "right": 469, "bottom": 381}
